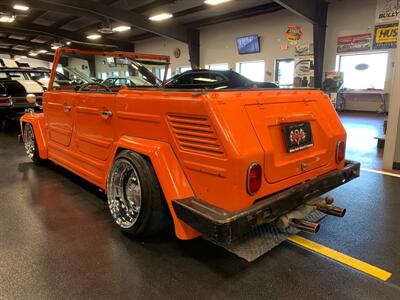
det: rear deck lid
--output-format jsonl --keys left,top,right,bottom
{"left": 246, "top": 99, "right": 335, "bottom": 183}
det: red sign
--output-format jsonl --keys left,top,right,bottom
{"left": 337, "top": 33, "right": 372, "bottom": 53}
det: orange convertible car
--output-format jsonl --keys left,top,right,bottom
{"left": 20, "top": 44, "right": 360, "bottom": 243}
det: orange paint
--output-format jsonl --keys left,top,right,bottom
{"left": 21, "top": 48, "right": 346, "bottom": 240}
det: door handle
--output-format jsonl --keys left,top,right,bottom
{"left": 100, "top": 110, "right": 113, "bottom": 119}
{"left": 63, "top": 104, "right": 72, "bottom": 112}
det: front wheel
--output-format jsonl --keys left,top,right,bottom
{"left": 107, "top": 150, "right": 170, "bottom": 236}
{"left": 23, "top": 123, "right": 43, "bottom": 164}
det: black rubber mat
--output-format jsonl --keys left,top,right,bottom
{"left": 215, "top": 211, "right": 326, "bottom": 262}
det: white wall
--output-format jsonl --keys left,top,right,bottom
{"left": 67, "top": 57, "right": 90, "bottom": 77}
{"left": 134, "top": 38, "right": 190, "bottom": 75}
{"left": 200, "top": 9, "right": 313, "bottom": 82}
{"left": 135, "top": 10, "right": 313, "bottom": 80}
{"left": 135, "top": 0, "right": 394, "bottom": 112}
{"left": 325, "top": 0, "right": 396, "bottom": 112}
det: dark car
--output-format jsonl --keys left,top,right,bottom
{"left": 0, "top": 61, "right": 71, "bottom": 123}
{"left": 165, "top": 69, "right": 278, "bottom": 89}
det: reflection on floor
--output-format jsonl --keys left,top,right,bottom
{"left": 339, "top": 111, "right": 386, "bottom": 170}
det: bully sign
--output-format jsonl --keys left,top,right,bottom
{"left": 376, "top": 0, "right": 400, "bottom": 23}
{"left": 373, "top": 22, "right": 399, "bottom": 49}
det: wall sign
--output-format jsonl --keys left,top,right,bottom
{"left": 294, "top": 44, "right": 314, "bottom": 88}
{"left": 376, "top": 0, "right": 400, "bottom": 23}
{"left": 337, "top": 33, "right": 372, "bottom": 53}
{"left": 285, "top": 25, "right": 303, "bottom": 44}
{"left": 373, "top": 22, "right": 399, "bottom": 49}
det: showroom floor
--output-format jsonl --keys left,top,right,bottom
{"left": 1, "top": 119, "right": 400, "bottom": 299}
{"left": 339, "top": 111, "right": 386, "bottom": 170}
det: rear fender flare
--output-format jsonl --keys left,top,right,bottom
{"left": 111, "top": 136, "right": 200, "bottom": 240}
{"left": 20, "top": 113, "right": 47, "bottom": 159}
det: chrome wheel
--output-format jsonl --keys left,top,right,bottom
{"left": 107, "top": 159, "right": 142, "bottom": 229}
{"left": 24, "top": 124, "right": 36, "bottom": 159}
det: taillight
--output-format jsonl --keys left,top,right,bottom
{"left": 0, "top": 97, "right": 11, "bottom": 107}
{"left": 336, "top": 141, "right": 346, "bottom": 163}
{"left": 247, "top": 163, "right": 262, "bottom": 195}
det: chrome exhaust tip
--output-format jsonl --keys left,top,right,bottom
{"left": 318, "top": 205, "right": 346, "bottom": 218}
{"left": 289, "top": 219, "right": 320, "bottom": 234}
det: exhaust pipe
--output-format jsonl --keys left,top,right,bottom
{"left": 289, "top": 219, "right": 320, "bottom": 234}
{"left": 317, "top": 205, "right": 346, "bottom": 217}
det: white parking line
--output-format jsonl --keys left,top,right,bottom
{"left": 361, "top": 168, "right": 400, "bottom": 178}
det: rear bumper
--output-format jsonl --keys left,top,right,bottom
{"left": 172, "top": 160, "right": 360, "bottom": 244}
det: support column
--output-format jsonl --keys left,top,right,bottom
{"left": 187, "top": 29, "right": 200, "bottom": 69}
{"left": 313, "top": 23, "right": 327, "bottom": 88}
{"left": 383, "top": 29, "right": 400, "bottom": 170}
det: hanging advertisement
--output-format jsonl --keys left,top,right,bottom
{"left": 294, "top": 44, "right": 314, "bottom": 88}
{"left": 373, "top": 22, "right": 399, "bottom": 49}
{"left": 337, "top": 33, "right": 372, "bottom": 53}
{"left": 285, "top": 25, "right": 303, "bottom": 44}
{"left": 376, "top": 0, "right": 400, "bottom": 23}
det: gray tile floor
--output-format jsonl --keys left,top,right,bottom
{"left": 1, "top": 114, "right": 399, "bottom": 299}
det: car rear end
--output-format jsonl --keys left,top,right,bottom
{"left": 0, "top": 80, "right": 42, "bottom": 120}
{"left": 171, "top": 89, "right": 360, "bottom": 243}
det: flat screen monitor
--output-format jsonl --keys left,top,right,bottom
{"left": 236, "top": 35, "right": 260, "bottom": 55}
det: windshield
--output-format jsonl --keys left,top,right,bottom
{"left": 52, "top": 51, "right": 167, "bottom": 92}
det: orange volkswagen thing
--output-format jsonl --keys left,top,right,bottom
{"left": 20, "top": 44, "right": 360, "bottom": 244}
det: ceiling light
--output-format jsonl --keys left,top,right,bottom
{"left": 149, "top": 13, "right": 173, "bottom": 22}
{"left": 38, "top": 49, "right": 48, "bottom": 53}
{"left": 0, "top": 15, "right": 16, "bottom": 23}
{"left": 29, "top": 52, "right": 38, "bottom": 57}
{"left": 204, "top": 0, "right": 231, "bottom": 5}
{"left": 51, "top": 42, "right": 63, "bottom": 49}
{"left": 13, "top": 4, "right": 30, "bottom": 11}
{"left": 112, "top": 25, "right": 131, "bottom": 32}
{"left": 66, "top": 41, "right": 71, "bottom": 45}
{"left": 86, "top": 34, "right": 101, "bottom": 40}
{"left": 98, "top": 27, "right": 113, "bottom": 34}
{"left": 19, "top": 55, "right": 27, "bottom": 59}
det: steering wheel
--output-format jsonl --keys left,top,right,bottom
{"left": 78, "top": 82, "right": 112, "bottom": 92}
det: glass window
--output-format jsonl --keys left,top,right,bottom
{"left": 176, "top": 66, "right": 192, "bottom": 74}
{"left": 236, "top": 61, "right": 265, "bottom": 82}
{"left": 208, "top": 72, "right": 226, "bottom": 83}
{"left": 337, "top": 52, "right": 389, "bottom": 90}
{"left": 8, "top": 72, "right": 26, "bottom": 80}
{"left": 275, "top": 59, "right": 294, "bottom": 88}
{"left": 206, "top": 63, "right": 229, "bottom": 71}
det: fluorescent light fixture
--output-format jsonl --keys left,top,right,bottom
{"left": 18, "top": 55, "right": 27, "bottom": 59}
{"left": 13, "top": 4, "right": 30, "bottom": 11}
{"left": 149, "top": 13, "right": 173, "bottom": 21}
{"left": 29, "top": 52, "right": 38, "bottom": 57}
{"left": 0, "top": 15, "right": 16, "bottom": 23}
{"left": 51, "top": 45, "right": 60, "bottom": 50}
{"left": 204, "top": 0, "right": 231, "bottom": 5}
{"left": 38, "top": 49, "right": 48, "bottom": 53}
{"left": 112, "top": 25, "right": 131, "bottom": 32}
{"left": 86, "top": 34, "right": 101, "bottom": 40}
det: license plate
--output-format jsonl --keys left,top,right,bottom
{"left": 283, "top": 122, "right": 313, "bottom": 153}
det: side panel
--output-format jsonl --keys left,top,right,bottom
{"left": 20, "top": 112, "right": 48, "bottom": 159}
{"left": 113, "top": 136, "right": 200, "bottom": 241}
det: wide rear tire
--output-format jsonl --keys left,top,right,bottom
{"left": 107, "top": 150, "right": 170, "bottom": 236}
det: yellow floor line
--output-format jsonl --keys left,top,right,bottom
{"left": 288, "top": 235, "right": 392, "bottom": 281}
